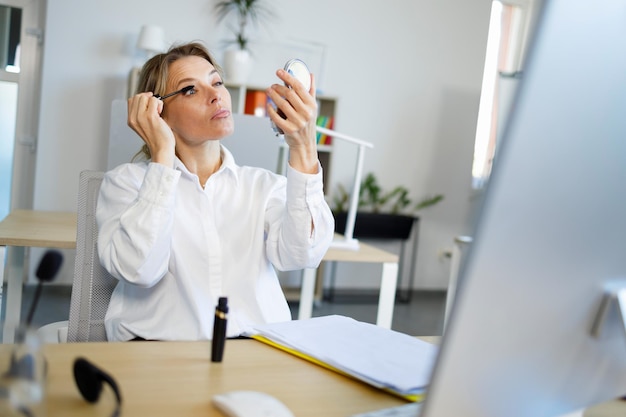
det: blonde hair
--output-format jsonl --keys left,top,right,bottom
{"left": 132, "top": 41, "right": 222, "bottom": 161}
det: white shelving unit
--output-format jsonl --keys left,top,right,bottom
{"left": 225, "top": 83, "right": 337, "bottom": 194}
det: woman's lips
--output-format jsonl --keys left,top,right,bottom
{"left": 212, "top": 109, "right": 231, "bottom": 119}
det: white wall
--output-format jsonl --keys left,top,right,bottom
{"left": 33, "top": 0, "right": 491, "bottom": 288}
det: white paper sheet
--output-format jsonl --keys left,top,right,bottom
{"left": 249, "top": 315, "right": 438, "bottom": 395}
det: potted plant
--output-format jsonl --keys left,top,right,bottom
{"left": 213, "top": 0, "right": 275, "bottom": 83}
{"left": 332, "top": 172, "right": 444, "bottom": 240}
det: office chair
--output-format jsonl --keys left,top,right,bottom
{"left": 65, "top": 170, "right": 117, "bottom": 342}
{"left": 37, "top": 170, "right": 116, "bottom": 342}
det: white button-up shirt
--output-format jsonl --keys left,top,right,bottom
{"left": 97, "top": 146, "right": 334, "bottom": 341}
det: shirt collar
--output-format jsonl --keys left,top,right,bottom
{"left": 172, "top": 145, "right": 240, "bottom": 186}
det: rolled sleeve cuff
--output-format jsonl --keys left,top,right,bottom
{"left": 286, "top": 162, "right": 325, "bottom": 208}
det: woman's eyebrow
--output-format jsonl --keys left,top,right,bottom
{"left": 175, "top": 78, "right": 196, "bottom": 88}
{"left": 175, "top": 70, "right": 220, "bottom": 88}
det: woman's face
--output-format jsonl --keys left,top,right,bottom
{"left": 162, "top": 55, "right": 234, "bottom": 144}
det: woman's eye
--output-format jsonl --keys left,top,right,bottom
{"left": 184, "top": 87, "right": 197, "bottom": 96}
{"left": 214, "top": 80, "right": 224, "bottom": 87}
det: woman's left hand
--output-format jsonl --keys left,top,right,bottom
{"left": 266, "top": 69, "right": 319, "bottom": 174}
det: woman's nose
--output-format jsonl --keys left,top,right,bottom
{"left": 210, "top": 90, "right": 221, "bottom": 104}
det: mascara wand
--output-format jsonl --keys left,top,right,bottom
{"left": 155, "top": 85, "right": 194, "bottom": 100}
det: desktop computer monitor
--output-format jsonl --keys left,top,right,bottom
{"left": 420, "top": 0, "right": 626, "bottom": 416}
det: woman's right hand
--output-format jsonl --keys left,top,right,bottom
{"left": 127, "top": 92, "right": 176, "bottom": 167}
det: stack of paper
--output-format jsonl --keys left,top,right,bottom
{"left": 247, "top": 315, "right": 439, "bottom": 401}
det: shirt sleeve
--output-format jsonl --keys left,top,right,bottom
{"left": 265, "top": 162, "right": 335, "bottom": 270}
{"left": 97, "top": 162, "right": 180, "bottom": 287}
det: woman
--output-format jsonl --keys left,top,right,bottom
{"left": 96, "top": 41, "right": 334, "bottom": 341}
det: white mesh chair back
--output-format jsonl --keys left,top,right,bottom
{"left": 67, "top": 170, "right": 118, "bottom": 342}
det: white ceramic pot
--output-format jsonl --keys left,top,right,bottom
{"left": 223, "top": 49, "right": 253, "bottom": 84}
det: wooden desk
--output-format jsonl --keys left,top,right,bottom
{"left": 1, "top": 336, "right": 624, "bottom": 417}
{"left": 0, "top": 210, "right": 77, "bottom": 343}
{"left": 0, "top": 339, "right": 408, "bottom": 416}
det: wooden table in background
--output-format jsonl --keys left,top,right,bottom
{"left": 298, "top": 238, "right": 399, "bottom": 328}
{"left": 0, "top": 212, "right": 400, "bottom": 342}
{"left": 0, "top": 209, "right": 77, "bottom": 343}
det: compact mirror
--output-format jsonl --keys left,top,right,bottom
{"left": 284, "top": 58, "right": 311, "bottom": 91}
{"left": 272, "top": 58, "right": 312, "bottom": 135}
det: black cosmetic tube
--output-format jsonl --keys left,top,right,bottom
{"left": 211, "top": 297, "right": 228, "bottom": 362}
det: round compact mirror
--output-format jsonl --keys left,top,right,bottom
{"left": 284, "top": 59, "right": 311, "bottom": 91}
{"left": 272, "top": 59, "right": 312, "bottom": 135}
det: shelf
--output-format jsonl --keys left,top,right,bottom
{"left": 317, "top": 144, "right": 333, "bottom": 152}
{"left": 225, "top": 83, "right": 337, "bottom": 116}
{"left": 225, "top": 83, "right": 337, "bottom": 195}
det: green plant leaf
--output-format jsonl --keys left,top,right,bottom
{"left": 332, "top": 171, "right": 444, "bottom": 215}
{"left": 414, "top": 194, "right": 444, "bottom": 211}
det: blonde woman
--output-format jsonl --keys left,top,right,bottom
{"left": 97, "top": 41, "right": 333, "bottom": 341}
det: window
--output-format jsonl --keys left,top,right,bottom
{"left": 472, "top": 0, "right": 536, "bottom": 188}
{"left": 0, "top": 5, "right": 22, "bottom": 73}
{"left": 0, "top": 5, "right": 21, "bottom": 219}
{"left": 0, "top": 0, "right": 45, "bottom": 215}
